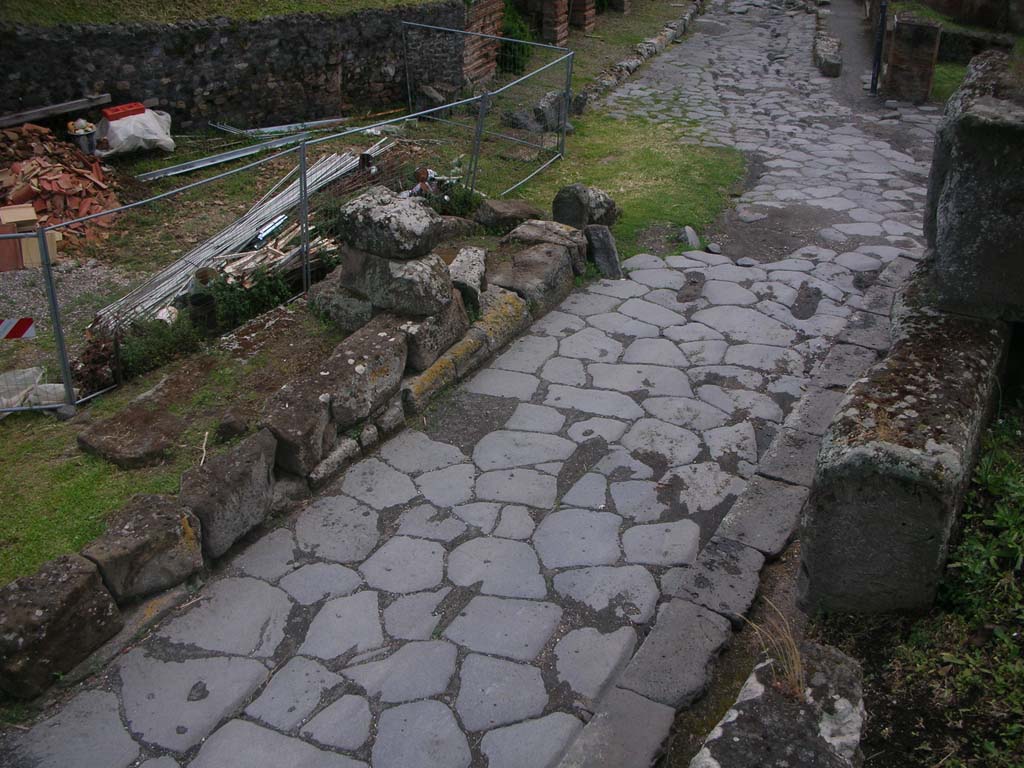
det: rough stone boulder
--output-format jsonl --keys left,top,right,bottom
{"left": 179, "top": 429, "right": 277, "bottom": 558}
{"left": 81, "top": 495, "right": 203, "bottom": 603}
{"left": 553, "top": 183, "right": 620, "bottom": 230}
{"left": 489, "top": 243, "right": 574, "bottom": 318}
{"left": 0, "top": 555, "right": 123, "bottom": 698}
{"left": 923, "top": 52, "right": 1024, "bottom": 321}
{"left": 448, "top": 245, "right": 487, "bottom": 314}
{"left": 584, "top": 224, "right": 623, "bottom": 278}
{"left": 402, "top": 290, "right": 470, "bottom": 372}
{"left": 474, "top": 199, "right": 546, "bottom": 233}
{"left": 534, "top": 90, "right": 567, "bottom": 132}
{"left": 307, "top": 269, "right": 373, "bottom": 333}
{"left": 260, "top": 379, "right": 334, "bottom": 477}
{"left": 439, "top": 215, "right": 482, "bottom": 241}
{"left": 334, "top": 246, "right": 453, "bottom": 317}
{"left": 690, "top": 642, "right": 865, "bottom": 767}
{"left": 799, "top": 265, "right": 1010, "bottom": 613}
{"left": 323, "top": 314, "right": 408, "bottom": 427}
{"left": 334, "top": 185, "right": 442, "bottom": 259}
{"left": 77, "top": 407, "right": 185, "bottom": 469}
{"left": 502, "top": 219, "right": 587, "bottom": 276}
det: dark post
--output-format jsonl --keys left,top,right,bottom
{"left": 871, "top": 0, "right": 889, "bottom": 95}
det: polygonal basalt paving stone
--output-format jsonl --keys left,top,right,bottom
{"left": 443, "top": 595, "right": 562, "bottom": 661}
{"left": 697, "top": 385, "right": 784, "bottom": 423}
{"left": 493, "top": 505, "right": 537, "bottom": 539}
{"left": 372, "top": 700, "right": 470, "bottom": 768}
{"left": 553, "top": 566, "right": 660, "bottom": 624}
{"left": 588, "top": 278, "right": 648, "bottom": 299}
{"left": 618, "top": 298, "right": 687, "bottom": 328}
{"left": 609, "top": 480, "right": 668, "bottom": 522}
{"left": 702, "top": 280, "right": 758, "bottom": 305}
{"left": 278, "top": 563, "right": 362, "bottom": 605}
{"left": 360, "top": 537, "right": 445, "bottom": 594}
{"left": 531, "top": 310, "right": 586, "bottom": 338}
{"left": 588, "top": 363, "right": 693, "bottom": 397}
{"left": 559, "top": 291, "right": 623, "bottom": 317}
{"left": 545, "top": 385, "right": 644, "bottom": 420}
{"left": 455, "top": 654, "right": 548, "bottom": 732}
{"left": 477, "top": 469, "right": 558, "bottom": 508}
{"left": 300, "top": 695, "right": 371, "bottom": 751}
{"left": 378, "top": 430, "right": 467, "bottom": 475}
{"left": 563, "top": 472, "right": 608, "bottom": 508}
{"left": 540, "top": 356, "right": 587, "bottom": 386}
{"left": 705, "top": 422, "right": 758, "bottom": 466}
{"left": 588, "top": 312, "right": 660, "bottom": 339}
{"left": 505, "top": 403, "right": 567, "bottom": 433}
{"left": 383, "top": 586, "right": 451, "bottom": 640}
{"left": 189, "top": 720, "right": 365, "bottom": 768}
{"left": 397, "top": 503, "right": 468, "bottom": 542}
{"left": 627, "top": 268, "right": 688, "bottom": 291}
{"left": 691, "top": 306, "right": 797, "bottom": 346}
{"left": 558, "top": 327, "right": 624, "bottom": 361}
{"left": 138, "top": 758, "right": 179, "bottom": 768}
{"left": 463, "top": 369, "right": 540, "bottom": 400}
{"left": 447, "top": 537, "right": 547, "bottom": 598}
{"left": 472, "top": 430, "right": 577, "bottom": 471}
{"left": 620, "top": 253, "right": 664, "bottom": 270}
{"left": 493, "top": 335, "right": 559, "bottom": 373}
{"left": 554, "top": 626, "right": 637, "bottom": 700}
{"left": 678, "top": 339, "right": 728, "bottom": 366}
{"left": 723, "top": 343, "right": 804, "bottom": 375}
{"left": 662, "top": 537, "right": 766, "bottom": 626}
{"left": 664, "top": 322, "right": 724, "bottom": 343}
{"left": 453, "top": 501, "right": 502, "bottom": 532}
{"left": 295, "top": 495, "right": 380, "bottom": 564}
{"left": 158, "top": 577, "right": 291, "bottom": 657}
{"left": 532, "top": 509, "right": 622, "bottom": 568}
{"left": 245, "top": 656, "right": 342, "bottom": 731}
{"left": 415, "top": 463, "right": 475, "bottom": 507}
{"left": 567, "top": 417, "right": 629, "bottom": 444}
{"left": 341, "top": 458, "right": 418, "bottom": 510}
{"left": 300, "top": 591, "right": 384, "bottom": 660}
{"left": 622, "top": 520, "right": 701, "bottom": 566}
{"left": 642, "top": 396, "right": 730, "bottom": 430}
{"left": 703, "top": 264, "right": 767, "bottom": 283}
{"left": 665, "top": 462, "right": 747, "bottom": 514}
{"left": 344, "top": 640, "right": 457, "bottom": 702}
{"left": 623, "top": 338, "right": 688, "bottom": 366}
{"left": 595, "top": 448, "right": 654, "bottom": 480}
{"left": 119, "top": 649, "right": 269, "bottom": 753}
{"left": 480, "top": 713, "right": 585, "bottom": 768}
{"left": 621, "top": 418, "right": 701, "bottom": 467}
{"left": 12, "top": 690, "right": 140, "bottom": 768}
{"left": 232, "top": 528, "right": 299, "bottom": 582}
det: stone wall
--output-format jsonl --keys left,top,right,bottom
{"left": 464, "top": 0, "right": 506, "bottom": 83}
{"left": 921, "top": 0, "right": 1024, "bottom": 33}
{"left": 0, "top": 1, "right": 466, "bottom": 130}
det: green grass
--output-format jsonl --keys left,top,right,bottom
{"left": 0, "top": 0, "right": 436, "bottom": 25}
{"left": 932, "top": 62, "right": 969, "bottom": 102}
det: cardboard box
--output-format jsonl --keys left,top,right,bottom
{"left": 0, "top": 204, "right": 59, "bottom": 269}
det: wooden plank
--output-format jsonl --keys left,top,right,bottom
{"left": 0, "top": 94, "right": 112, "bottom": 129}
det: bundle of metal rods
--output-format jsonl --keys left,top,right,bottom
{"left": 91, "top": 139, "right": 391, "bottom": 333}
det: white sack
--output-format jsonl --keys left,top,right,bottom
{"left": 97, "top": 109, "right": 175, "bottom": 157}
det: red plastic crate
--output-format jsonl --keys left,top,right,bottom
{"left": 102, "top": 102, "right": 146, "bottom": 122}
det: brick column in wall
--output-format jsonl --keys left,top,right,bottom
{"left": 543, "top": 0, "right": 570, "bottom": 46}
{"left": 882, "top": 15, "right": 941, "bottom": 103}
{"left": 464, "top": 0, "right": 506, "bottom": 84}
{"left": 570, "top": 0, "right": 596, "bottom": 32}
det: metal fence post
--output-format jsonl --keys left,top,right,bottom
{"left": 298, "top": 141, "right": 311, "bottom": 294}
{"left": 469, "top": 93, "right": 489, "bottom": 193}
{"left": 402, "top": 23, "right": 415, "bottom": 115}
{"left": 870, "top": 0, "right": 889, "bottom": 95}
{"left": 560, "top": 52, "right": 575, "bottom": 158}
{"left": 36, "top": 229, "right": 76, "bottom": 406}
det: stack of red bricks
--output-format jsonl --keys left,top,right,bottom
{"left": 464, "top": 0, "right": 506, "bottom": 83}
{"left": 570, "top": 0, "right": 597, "bottom": 32}
{"left": 543, "top": 0, "right": 570, "bottom": 46}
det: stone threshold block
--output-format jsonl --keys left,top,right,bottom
{"left": 800, "top": 280, "right": 1010, "bottom": 613}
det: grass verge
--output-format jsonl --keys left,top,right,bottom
{"left": 814, "top": 397, "right": 1024, "bottom": 768}
{"left": 932, "top": 62, "right": 969, "bottom": 102}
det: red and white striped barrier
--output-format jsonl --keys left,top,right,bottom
{"left": 1, "top": 318, "right": 36, "bottom": 340}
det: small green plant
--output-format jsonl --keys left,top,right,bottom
{"left": 119, "top": 314, "right": 202, "bottom": 381}
{"left": 499, "top": 1, "right": 534, "bottom": 75}
{"left": 208, "top": 269, "right": 293, "bottom": 331}
{"left": 424, "top": 184, "right": 484, "bottom": 218}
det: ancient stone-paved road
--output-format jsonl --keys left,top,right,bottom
{"left": 7, "top": 1, "right": 940, "bottom": 767}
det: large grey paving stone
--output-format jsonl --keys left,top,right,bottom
{"left": 11, "top": 690, "right": 139, "bottom": 768}
{"left": 506, "top": 403, "right": 567, "bottom": 433}
{"left": 784, "top": 386, "right": 846, "bottom": 436}
{"left": 344, "top": 640, "right": 456, "bottom": 702}
{"left": 245, "top": 656, "right": 341, "bottom": 731}
{"left": 453, "top": 502, "right": 502, "bottom": 532}
{"left": 532, "top": 310, "right": 586, "bottom": 338}
{"left": 455, "top": 654, "right": 548, "bottom": 732}
{"left": 189, "top": 719, "right": 365, "bottom": 768}
{"left": 119, "top": 649, "right": 268, "bottom": 753}
{"left": 697, "top": 385, "right": 784, "bottom": 423}
{"left": 447, "top": 536, "right": 547, "bottom": 598}
{"left": 541, "top": 356, "right": 588, "bottom": 386}
{"left": 554, "top": 626, "right": 636, "bottom": 701}
{"left": 397, "top": 503, "right": 468, "bottom": 542}
{"left": 588, "top": 363, "right": 693, "bottom": 397}
{"left": 378, "top": 430, "right": 467, "bottom": 474}
{"left": 723, "top": 343, "right": 804, "bottom": 375}
{"left": 554, "top": 687, "right": 675, "bottom": 768}
{"left": 836, "top": 309, "right": 891, "bottom": 352}
{"left": 416, "top": 464, "right": 475, "bottom": 507}
{"left": 481, "top": 713, "right": 584, "bottom": 768}
{"left": 494, "top": 505, "right": 537, "bottom": 539}
{"left": 300, "top": 591, "right": 384, "bottom": 660}
{"left": 662, "top": 537, "right": 765, "bottom": 627}
{"left": 473, "top": 430, "right": 577, "bottom": 471}
{"left": 300, "top": 694, "right": 371, "bottom": 751}
{"left": 158, "top": 577, "right": 291, "bottom": 657}
{"left": 559, "top": 328, "right": 624, "bottom": 362}
{"left": 628, "top": 269, "right": 687, "bottom": 291}
{"left": 139, "top": 759, "right": 179, "bottom": 768}
{"left": 372, "top": 700, "right": 470, "bottom": 768}
{"left": 705, "top": 422, "right": 758, "bottom": 467}
{"left": 809, "top": 342, "right": 880, "bottom": 389}
{"left": 666, "top": 462, "right": 747, "bottom": 515}
{"left": 341, "top": 458, "right": 418, "bottom": 510}
{"left": 545, "top": 385, "right": 644, "bottom": 419}
{"left": 715, "top": 474, "right": 808, "bottom": 557}
{"left": 295, "top": 495, "right": 380, "bottom": 564}
{"left": 588, "top": 312, "right": 660, "bottom": 339}
{"left": 617, "top": 599, "right": 731, "bottom": 707}
{"left": 443, "top": 595, "right": 562, "bottom": 661}
{"left": 383, "top": 587, "right": 451, "bottom": 640}
{"left": 567, "top": 417, "right": 629, "bottom": 444}
{"left": 757, "top": 428, "right": 821, "bottom": 487}
{"left": 553, "top": 566, "right": 659, "bottom": 624}
{"left": 622, "top": 520, "right": 700, "bottom": 566}
{"left": 477, "top": 469, "right": 558, "bottom": 508}
{"left": 493, "top": 335, "right": 560, "bottom": 373}
{"left": 618, "top": 298, "right": 687, "bottom": 328}
{"left": 278, "top": 563, "right": 362, "bottom": 605}
{"left": 621, "top": 419, "right": 701, "bottom": 467}
{"left": 610, "top": 481, "right": 668, "bottom": 522}
{"left": 360, "top": 537, "right": 444, "bottom": 594}
{"left": 533, "top": 509, "right": 622, "bottom": 568}
{"left": 691, "top": 306, "right": 797, "bottom": 346}
{"left": 563, "top": 473, "right": 608, "bottom": 508}
{"left": 231, "top": 528, "right": 298, "bottom": 583}
{"left": 463, "top": 368, "right": 540, "bottom": 400}
{"left": 623, "top": 338, "right": 688, "bottom": 366}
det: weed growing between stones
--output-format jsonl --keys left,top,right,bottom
{"left": 745, "top": 598, "right": 806, "bottom": 699}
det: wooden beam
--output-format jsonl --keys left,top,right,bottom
{"left": 0, "top": 94, "right": 112, "bottom": 129}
